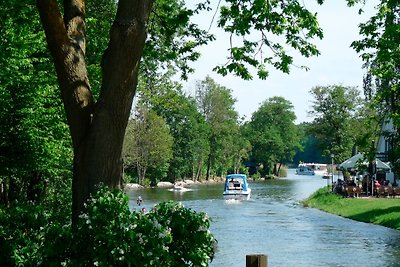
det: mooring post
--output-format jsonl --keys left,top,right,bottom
{"left": 246, "top": 254, "right": 267, "bottom": 267}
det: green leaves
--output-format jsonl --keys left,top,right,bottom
{"left": 351, "top": 0, "right": 399, "bottom": 119}
{"left": 144, "top": 0, "right": 215, "bottom": 79}
{"left": 215, "top": 0, "right": 324, "bottom": 79}
{"left": 38, "top": 187, "right": 216, "bottom": 266}
{"left": 149, "top": 201, "right": 216, "bottom": 266}
{"left": 308, "top": 85, "right": 370, "bottom": 162}
{"left": 123, "top": 107, "right": 173, "bottom": 185}
{"left": 248, "top": 96, "right": 300, "bottom": 176}
{"left": 0, "top": 0, "right": 72, "bottom": 204}
{"left": 135, "top": 71, "right": 211, "bottom": 181}
{"left": 349, "top": 0, "right": 399, "bottom": 173}
{"left": 195, "top": 76, "right": 243, "bottom": 176}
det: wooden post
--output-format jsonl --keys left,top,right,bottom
{"left": 246, "top": 254, "right": 267, "bottom": 267}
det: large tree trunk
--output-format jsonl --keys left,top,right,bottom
{"left": 37, "top": 0, "right": 153, "bottom": 223}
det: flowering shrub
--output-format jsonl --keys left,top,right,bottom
{"left": 0, "top": 203, "right": 48, "bottom": 266}
{"left": 41, "top": 187, "right": 216, "bottom": 266}
{"left": 149, "top": 202, "right": 216, "bottom": 266}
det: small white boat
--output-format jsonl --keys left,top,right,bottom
{"left": 168, "top": 183, "right": 192, "bottom": 192}
{"left": 322, "top": 172, "right": 332, "bottom": 179}
{"left": 223, "top": 174, "right": 251, "bottom": 200}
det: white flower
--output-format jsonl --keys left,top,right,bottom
{"left": 152, "top": 219, "right": 162, "bottom": 229}
{"left": 78, "top": 213, "right": 88, "bottom": 219}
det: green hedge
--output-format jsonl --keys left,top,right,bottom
{"left": 1, "top": 187, "right": 216, "bottom": 266}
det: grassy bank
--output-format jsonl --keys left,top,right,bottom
{"left": 303, "top": 186, "right": 400, "bottom": 231}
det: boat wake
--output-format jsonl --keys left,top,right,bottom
{"left": 168, "top": 187, "right": 193, "bottom": 192}
{"left": 224, "top": 198, "right": 243, "bottom": 204}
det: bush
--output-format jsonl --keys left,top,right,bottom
{"left": 1, "top": 187, "right": 216, "bottom": 266}
{"left": 122, "top": 172, "right": 136, "bottom": 184}
{"left": 251, "top": 172, "right": 261, "bottom": 181}
{"left": 278, "top": 167, "right": 287, "bottom": 177}
{"left": 149, "top": 202, "right": 216, "bottom": 266}
{"left": 0, "top": 202, "right": 48, "bottom": 266}
{"left": 42, "top": 187, "right": 216, "bottom": 266}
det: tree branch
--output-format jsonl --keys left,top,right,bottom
{"left": 36, "top": 0, "right": 69, "bottom": 63}
{"left": 37, "top": 0, "right": 93, "bottom": 151}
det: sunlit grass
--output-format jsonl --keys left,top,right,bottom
{"left": 303, "top": 187, "right": 400, "bottom": 231}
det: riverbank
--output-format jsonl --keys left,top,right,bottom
{"left": 123, "top": 175, "right": 274, "bottom": 190}
{"left": 124, "top": 177, "right": 226, "bottom": 190}
{"left": 303, "top": 186, "right": 400, "bottom": 231}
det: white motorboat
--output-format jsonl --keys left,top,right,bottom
{"left": 223, "top": 174, "right": 251, "bottom": 200}
{"left": 168, "top": 183, "right": 192, "bottom": 192}
{"left": 296, "top": 164, "right": 315, "bottom": 175}
{"left": 297, "top": 163, "right": 327, "bottom": 175}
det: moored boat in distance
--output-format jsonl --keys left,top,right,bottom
{"left": 223, "top": 174, "right": 251, "bottom": 200}
{"left": 322, "top": 172, "right": 332, "bottom": 179}
{"left": 296, "top": 163, "right": 328, "bottom": 176}
{"left": 296, "top": 164, "right": 315, "bottom": 175}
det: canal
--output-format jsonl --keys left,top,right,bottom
{"left": 126, "top": 169, "right": 400, "bottom": 267}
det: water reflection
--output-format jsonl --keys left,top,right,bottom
{"left": 127, "top": 171, "right": 400, "bottom": 267}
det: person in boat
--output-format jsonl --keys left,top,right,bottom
{"left": 137, "top": 196, "right": 143, "bottom": 206}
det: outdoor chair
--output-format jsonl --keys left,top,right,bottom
{"left": 376, "top": 186, "right": 386, "bottom": 197}
{"left": 384, "top": 186, "right": 394, "bottom": 198}
{"left": 354, "top": 186, "right": 362, "bottom": 198}
{"left": 346, "top": 186, "right": 356, "bottom": 198}
{"left": 393, "top": 187, "right": 400, "bottom": 198}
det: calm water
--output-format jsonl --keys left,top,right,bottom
{"left": 127, "top": 169, "right": 400, "bottom": 267}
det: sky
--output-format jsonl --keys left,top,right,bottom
{"left": 182, "top": 0, "right": 378, "bottom": 124}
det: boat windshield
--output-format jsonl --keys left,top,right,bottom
{"left": 226, "top": 178, "right": 244, "bottom": 189}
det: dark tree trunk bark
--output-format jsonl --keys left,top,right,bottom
{"left": 273, "top": 164, "right": 277, "bottom": 176}
{"left": 206, "top": 135, "right": 217, "bottom": 181}
{"left": 37, "top": 0, "right": 153, "bottom": 223}
{"left": 195, "top": 160, "right": 203, "bottom": 181}
{"left": 277, "top": 163, "right": 282, "bottom": 177}
{"left": 0, "top": 180, "right": 8, "bottom": 205}
{"left": 27, "top": 171, "right": 46, "bottom": 202}
{"left": 206, "top": 154, "right": 211, "bottom": 181}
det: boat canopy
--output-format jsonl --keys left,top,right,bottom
{"left": 224, "top": 174, "right": 248, "bottom": 191}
